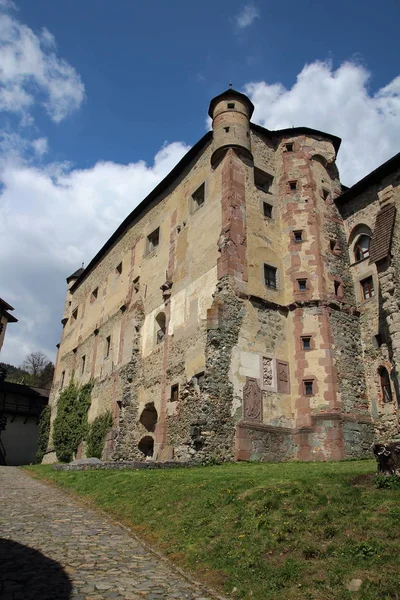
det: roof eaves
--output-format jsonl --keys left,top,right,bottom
{"left": 71, "top": 131, "right": 213, "bottom": 292}
{"left": 251, "top": 123, "right": 341, "bottom": 153}
{"left": 336, "top": 152, "right": 400, "bottom": 205}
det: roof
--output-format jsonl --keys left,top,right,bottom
{"left": 1, "top": 310, "right": 17, "bottom": 323}
{"left": 369, "top": 203, "right": 396, "bottom": 264}
{"left": 336, "top": 152, "right": 400, "bottom": 205}
{"left": 0, "top": 298, "right": 14, "bottom": 311}
{"left": 208, "top": 88, "right": 255, "bottom": 118}
{"left": 70, "top": 120, "right": 343, "bottom": 292}
{"left": 0, "top": 381, "right": 49, "bottom": 399}
{"left": 66, "top": 267, "right": 85, "bottom": 283}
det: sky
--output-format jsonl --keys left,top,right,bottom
{"left": 1, "top": 0, "right": 400, "bottom": 366}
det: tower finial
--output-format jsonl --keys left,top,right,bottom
{"left": 229, "top": 81, "right": 232, "bottom": 89}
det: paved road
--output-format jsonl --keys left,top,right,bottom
{"left": 0, "top": 467, "right": 219, "bottom": 600}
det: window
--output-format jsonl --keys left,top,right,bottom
{"left": 91, "top": 287, "right": 98, "bottom": 302}
{"left": 147, "top": 228, "right": 160, "bottom": 253}
{"left": 293, "top": 230, "right": 303, "bottom": 243}
{"left": 105, "top": 336, "right": 111, "bottom": 358}
{"left": 191, "top": 183, "right": 205, "bottom": 212}
{"left": 72, "top": 307, "right": 78, "bottom": 321}
{"left": 334, "top": 280, "right": 342, "bottom": 296}
{"left": 227, "top": 102, "right": 235, "bottom": 109}
{"left": 81, "top": 355, "right": 86, "bottom": 374}
{"left": 361, "top": 276, "right": 375, "bottom": 300}
{"left": 289, "top": 181, "right": 297, "bottom": 191}
{"left": 354, "top": 235, "right": 371, "bottom": 262}
{"left": 170, "top": 384, "right": 179, "bottom": 402}
{"left": 133, "top": 276, "right": 140, "bottom": 293}
{"left": 60, "top": 371, "right": 65, "bottom": 389}
{"left": 255, "top": 168, "right": 273, "bottom": 193}
{"left": 285, "top": 143, "right": 294, "bottom": 152}
{"left": 263, "top": 202, "right": 273, "bottom": 218}
{"left": 116, "top": 262, "right": 122, "bottom": 275}
{"left": 304, "top": 380, "right": 314, "bottom": 396}
{"left": 264, "top": 265, "right": 277, "bottom": 290}
{"left": 330, "top": 239, "right": 337, "bottom": 251}
{"left": 224, "top": 126, "right": 230, "bottom": 133}
{"left": 298, "top": 279, "right": 307, "bottom": 291}
{"left": 322, "top": 189, "right": 330, "bottom": 201}
{"left": 301, "top": 337, "right": 311, "bottom": 350}
{"left": 379, "top": 367, "right": 393, "bottom": 403}
{"left": 194, "top": 372, "right": 205, "bottom": 388}
{"left": 156, "top": 312, "right": 166, "bottom": 344}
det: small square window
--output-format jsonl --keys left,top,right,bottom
{"left": 263, "top": 202, "right": 273, "bottom": 218}
{"left": 72, "top": 307, "right": 78, "bottom": 321}
{"left": 289, "top": 181, "right": 297, "bottom": 191}
{"left": 301, "top": 337, "right": 311, "bottom": 350}
{"left": 224, "top": 126, "right": 230, "bottom": 133}
{"left": 322, "top": 189, "right": 330, "bottom": 201}
{"left": 361, "top": 276, "right": 375, "bottom": 300}
{"left": 293, "top": 230, "right": 303, "bottom": 243}
{"left": 255, "top": 168, "right": 273, "bottom": 193}
{"left": 227, "top": 102, "right": 235, "bottom": 109}
{"left": 91, "top": 287, "right": 98, "bottom": 302}
{"left": 105, "top": 335, "right": 111, "bottom": 358}
{"left": 298, "top": 279, "right": 307, "bottom": 291}
{"left": 170, "top": 384, "right": 179, "bottom": 402}
{"left": 194, "top": 372, "right": 205, "bottom": 388}
{"left": 304, "top": 380, "right": 314, "bottom": 396}
{"left": 264, "top": 264, "right": 277, "bottom": 289}
{"left": 147, "top": 228, "right": 160, "bottom": 253}
{"left": 81, "top": 355, "right": 86, "bottom": 374}
{"left": 285, "top": 143, "right": 294, "bottom": 152}
{"left": 191, "top": 183, "right": 205, "bottom": 212}
{"left": 116, "top": 262, "right": 122, "bottom": 275}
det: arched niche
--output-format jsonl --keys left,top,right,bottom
{"left": 139, "top": 402, "right": 158, "bottom": 432}
{"left": 138, "top": 436, "right": 154, "bottom": 457}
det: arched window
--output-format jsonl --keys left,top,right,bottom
{"left": 379, "top": 367, "right": 393, "bottom": 403}
{"left": 354, "top": 235, "right": 371, "bottom": 262}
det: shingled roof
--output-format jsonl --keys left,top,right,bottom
{"left": 369, "top": 203, "right": 397, "bottom": 264}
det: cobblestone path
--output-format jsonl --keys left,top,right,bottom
{"left": 0, "top": 467, "right": 220, "bottom": 600}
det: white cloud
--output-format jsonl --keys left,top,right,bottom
{"left": 236, "top": 3, "right": 259, "bottom": 29}
{"left": 244, "top": 61, "right": 400, "bottom": 185}
{"left": 0, "top": 141, "right": 190, "bottom": 365}
{"left": 0, "top": 3, "right": 85, "bottom": 124}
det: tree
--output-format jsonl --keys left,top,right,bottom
{"left": 22, "top": 351, "right": 48, "bottom": 377}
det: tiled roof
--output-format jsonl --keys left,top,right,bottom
{"left": 369, "top": 203, "right": 396, "bottom": 264}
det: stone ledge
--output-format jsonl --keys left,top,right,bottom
{"left": 52, "top": 460, "right": 193, "bottom": 472}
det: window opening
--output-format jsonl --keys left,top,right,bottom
{"left": 72, "top": 307, "right": 78, "bottom": 321}
{"left": 379, "top": 367, "right": 393, "bottom": 403}
{"left": 81, "top": 355, "right": 86, "bottom": 374}
{"left": 301, "top": 337, "right": 311, "bottom": 350}
{"left": 334, "top": 281, "right": 341, "bottom": 296}
{"left": 133, "top": 276, "right": 140, "bottom": 293}
{"left": 263, "top": 202, "right": 273, "bottom": 218}
{"left": 264, "top": 265, "right": 277, "bottom": 289}
{"left": 330, "top": 239, "right": 337, "bottom": 251}
{"left": 156, "top": 312, "right": 166, "bottom": 344}
{"left": 116, "top": 262, "right": 122, "bottom": 275}
{"left": 191, "top": 183, "right": 205, "bottom": 212}
{"left": 361, "top": 276, "right": 375, "bottom": 300}
{"left": 294, "top": 230, "right": 303, "bottom": 243}
{"left": 147, "top": 228, "right": 160, "bottom": 253}
{"left": 105, "top": 335, "right": 111, "bottom": 358}
{"left": 285, "top": 143, "right": 294, "bottom": 152}
{"left": 139, "top": 402, "right": 158, "bottom": 432}
{"left": 298, "top": 279, "right": 307, "bottom": 291}
{"left": 354, "top": 235, "right": 371, "bottom": 262}
{"left": 170, "top": 384, "right": 179, "bottom": 402}
{"left": 304, "top": 380, "right": 314, "bottom": 396}
{"left": 289, "top": 181, "right": 297, "bottom": 191}
{"left": 224, "top": 126, "right": 230, "bottom": 133}
{"left": 138, "top": 436, "right": 154, "bottom": 457}
{"left": 91, "top": 287, "right": 98, "bottom": 301}
{"left": 194, "top": 372, "right": 205, "bottom": 389}
{"left": 227, "top": 102, "right": 235, "bottom": 109}
{"left": 255, "top": 168, "right": 273, "bottom": 193}
{"left": 60, "top": 371, "right": 65, "bottom": 389}
{"left": 322, "top": 189, "right": 330, "bottom": 201}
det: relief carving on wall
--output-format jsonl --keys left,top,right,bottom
{"left": 243, "top": 377, "right": 263, "bottom": 422}
{"left": 262, "top": 356, "right": 274, "bottom": 388}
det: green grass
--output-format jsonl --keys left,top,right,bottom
{"left": 26, "top": 460, "right": 400, "bottom": 600}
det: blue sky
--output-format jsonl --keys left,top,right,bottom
{"left": 1, "top": 0, "right": 400, "bottom": 365}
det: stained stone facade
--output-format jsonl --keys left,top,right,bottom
{"left": 44, "top": 89, "right": 400, "bottom": 464}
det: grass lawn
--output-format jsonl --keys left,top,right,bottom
{"left": 26, "top": 460, "right": 400, "bottom": 600}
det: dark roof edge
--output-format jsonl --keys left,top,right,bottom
{"left": 251, "top": 123, "right": 341, "bottom": 153}
{"left": 208, "top": 88, "right": 255, "bottom": 118}
{"left": 336, "top": 152, "right": 400, "bottom": 205}
{"left": 0, "top": 298, "right": 14, "bottom": 311}
{"left": 3, "top": 310, "right": 17, "bottom": 323}
{"left": 71, "top": 131, "right": 213, "bottom": 292}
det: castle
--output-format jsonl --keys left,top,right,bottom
{"left": 44, "top": 88, "right": 400, "bottom": 464}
